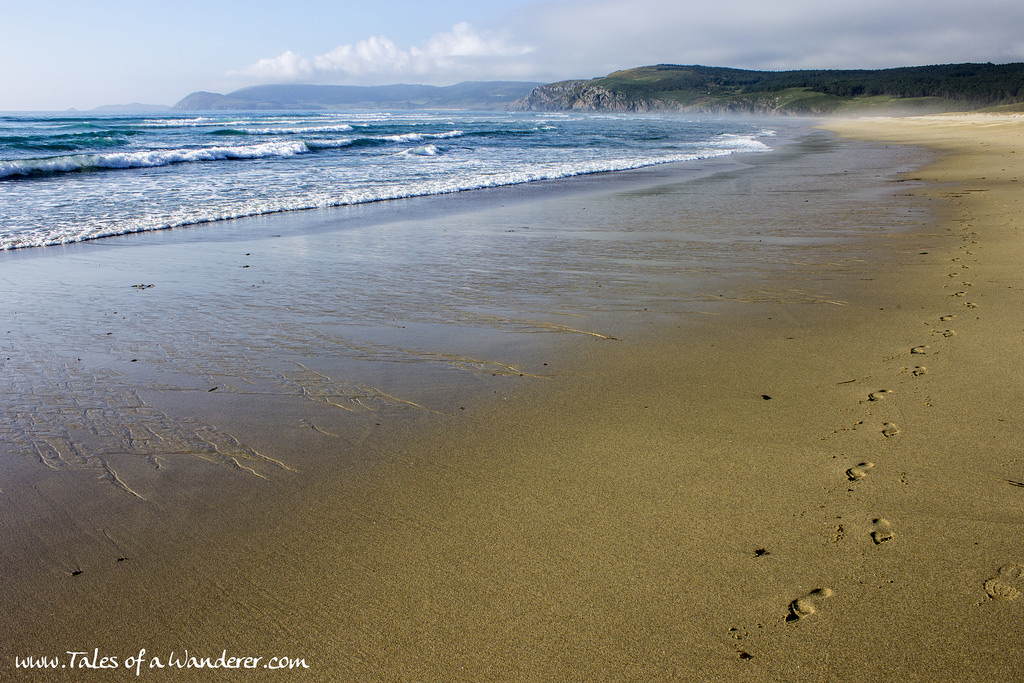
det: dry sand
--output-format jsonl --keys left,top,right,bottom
{"left": 2, "top": 114, "right": 1023, "bottom": 681}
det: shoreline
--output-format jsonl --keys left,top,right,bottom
{"left": 3, "top": 115, "right": 1022, "bottom": 680}
{"left": 0, "top": 113, "right": 779, "bottom": 253}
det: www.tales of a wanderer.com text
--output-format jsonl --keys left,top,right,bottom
{"left": 15, "top": 648, "right": 310, "bottom": 674}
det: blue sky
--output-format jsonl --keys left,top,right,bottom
{"left": 3, "top": 0, "right": 1024, "bottom": 110}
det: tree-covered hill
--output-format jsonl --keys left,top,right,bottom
{"left": 509, "top": 63, "right": 1024, "bottom": 114}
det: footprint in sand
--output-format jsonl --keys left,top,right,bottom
{"left": 846, "top": 461, "right": 876, "bottom": 481}
{"left": 882, "top": 423, "right": 900, "bottom": 438}
{"left": 911, "top": 345, "right": 929, "bottom": 355}
{"left": 871, "top": 518, "right": 895, "bottom": 544}
{"left": 868, "top": 390, "right": 892, "bottom": 402}
{"left": 912, "top": 366, "right": 928, "bottom": 376}
{"left": 934, "top": 329, "right": 956, "bottom": 338}
{"left": 940, "top": 315, "right": 956, "bottom": 322}
{"left": 786, "top": 588, "right": 834, "bottom": 622}
{"left": 983, "top": 564, "right": 1024, "bottom": 601}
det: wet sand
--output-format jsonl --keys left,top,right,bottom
{"left": 2, "top": 115, "right": 1023, "bottom": 680}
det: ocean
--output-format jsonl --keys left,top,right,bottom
{"left": 0, "top": 110, "right": 775, "bottom": 250}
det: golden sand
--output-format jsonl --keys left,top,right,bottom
{"left": 306, "top": 114, "right": 1024, "bottom": 680}
{"left": 3, "top": 114, "right": 1023, "bottom": 681}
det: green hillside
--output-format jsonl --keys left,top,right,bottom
{"left": 510, "top": 63, "right": 1024, "bottom": 114}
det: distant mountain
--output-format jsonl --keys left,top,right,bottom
{"left": 174, "top": 81, "right": 542, "bottom": 111}
{"left": 91, "top": 103, "right": 172, "bottom": 113}
{"left": 509, "top": 63, "right": 1024, "bottom": 114}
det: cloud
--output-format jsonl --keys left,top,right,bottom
{"left": 513, "top": 0, "right": 1024, "bottom": 73}
{"left": 235, "top": 23, "right": 535, "bottom": 85}
{"left": 230, "top": 1, "right": 1024, "bottom": 90}
{"left": 240, "top": 50, "right": 315, "bottom": 82}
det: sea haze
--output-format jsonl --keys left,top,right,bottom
{"left": 0, "top": 111, "right": 774, "bottom": 250}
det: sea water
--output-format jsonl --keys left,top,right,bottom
{"left": 0, "top": 110, "right": 774, "bottom": 250}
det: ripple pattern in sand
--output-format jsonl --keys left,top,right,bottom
{"left": 0, "top": 347, "right": 293, "bottom": 497}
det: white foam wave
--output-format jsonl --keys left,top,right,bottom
{"left": 1, "top": 112, "right": 781, "bottom": 252}
{"left": 138, "top": 117, "right": 217, "bottom": 128}
{"left": 0, "top": 140, "right": 770, "bottom": 251}
{"left": 0, "top": 140, "right": 312, "bottom": 178}
{"left": 0, "top": 128, "right": 466, "bottom": 179}
{"left": 244, "top": 124, "right": 355, "bottom": 135}
{"left": 706, "top": 133, "right": 772, "bottom": 151}
{"left": 139, "top": 116, "right": 315, "bottom": 129}
{"left": 379, "top": 130, "right": 464, "bottom": 143}
{"left": 398, "top": 144, "right": 441, "bottom": 157}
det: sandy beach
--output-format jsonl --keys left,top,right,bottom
{"left": 2, "top": 113, "right": 1023, "bottom": 681}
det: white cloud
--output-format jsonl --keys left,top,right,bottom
{"left": 240, "top": 50, "right": 315, "bottom": 82}
{"left": 235, "top": 23, "right": 535, "bottom": 85}
{"left": 228, "top": 1, "right": 1024, "bottom": 92}
{"left": 314, "top": 36, "right": 409, "bottom": 77}
{"left": 422, "top": 22, "right": 531, "bottom": 59}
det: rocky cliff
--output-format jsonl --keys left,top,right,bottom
{"left": 507, "top": 80, "right": 670, "bottom": 113}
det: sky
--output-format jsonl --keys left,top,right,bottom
{"left": 3, "top": 0, "right": 1024, "bottom": 110}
